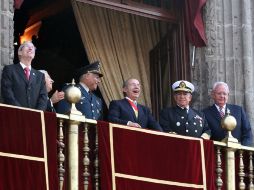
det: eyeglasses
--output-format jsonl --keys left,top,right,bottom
{"left": 214, "top": 92, "right": 228, "bottom": 96}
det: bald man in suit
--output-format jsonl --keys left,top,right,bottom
{"left": 108, "top": 78, "right": 162, "bottom": 131}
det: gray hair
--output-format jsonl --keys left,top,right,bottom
{"left": 212, "top": 81, "right": 229, "bottom": 93}
{"left": 122, "top": 78, "right": 137, "bottom": 88}
{"left": 38, "top": 70, "right": 48, "bottom": 75}
{"left": 18, "top": 41, "right": 36, "bottom": 52}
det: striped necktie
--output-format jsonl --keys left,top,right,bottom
{"left": 219, "top": 107, "right": 224, "bottom": 118}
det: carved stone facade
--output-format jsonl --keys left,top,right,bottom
{"left": 193, "top": 0, "right": 254, "bottom": 142}
{"left": 0, "top": 0, "right": 14, "bottom": 101}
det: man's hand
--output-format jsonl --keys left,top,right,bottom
{"left": 128, "top": 121, "right": 142, "bottom": 128}
{"left": 50, "top": 90, "right": 65, "bottom": 104}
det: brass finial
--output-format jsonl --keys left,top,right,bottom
{"left": 221, "top": 108, "right": 239, "bottom": 144}
{"left": 221, "top": 109, "right": 237, "bottom": 131}
{"left": 65, "top": 79, "right": 82, "bottom": 115}
{"left": 71, "top": 78, "right": 75, "bottom": 85}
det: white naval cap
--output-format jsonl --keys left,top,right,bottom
{"left": 172, "top": 80, "right": 194, "bottom": 93}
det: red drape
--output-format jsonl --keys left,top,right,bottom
{"left": 98, "top": 121, "right": 216, "bottom": 190}
{"left": 184, "top": 0, "right": 207, "bottom": 47}
{"left": 0, "top": 105, "right": 58, "bottom": 190}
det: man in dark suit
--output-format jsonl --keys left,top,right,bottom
{"left": 1, "top": 41, "right": 47, "bottom": 110}
{"left": 160, "top": 80, "right": 211, "bottom": 139}
{"left": 57, "top": 61, "right": 103, "bottom": 120}
{"left": 108, "top": 78, "right": 162, "bottom": 131}
{"left": 39, "top": 70, "right": 65, "bottom": 112}
{"left": 203, "top": 81, "right": 252, "bottom": 146}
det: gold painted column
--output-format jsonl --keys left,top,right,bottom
{"left": 221, "top": 110, "right": 240, "bottom": 190}
{"left": 66, "top": 80, "right": 82, "bottom": 190}
{"left": 68, "top": 118, "right": 81, "bottom": 190}
{"left": 225, "top": 147, "right": 238, "bottom": 190}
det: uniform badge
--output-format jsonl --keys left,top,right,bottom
{"left": 176, "top": 122, "right": 180, "bottom": 126}
{"left": 179, "top": 81, "right": 186, "bottom": 88}
{"left": 194, "top": 115, "right": 203, "bottom": 121}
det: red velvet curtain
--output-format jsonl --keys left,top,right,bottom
{"left": 0, "top": 105, "right": 58, "bottom": 190}
{"left": 98, "top": 121, "right": 216, "bottom": 190}
{"left": 184, "top": 0, "right": 207, "bottom": 47}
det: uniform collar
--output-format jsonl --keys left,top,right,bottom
{"left": 79, "top": 82, "right": 89, "bottom": 93}
{"left": 177, "top": 105, "right": 189, "bottom": 112}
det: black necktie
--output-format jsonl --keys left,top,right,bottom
{"left": 177, "top": 106, "right": 187, "bottom": 117}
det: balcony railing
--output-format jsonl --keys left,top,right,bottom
{"left": 55, "top": 110, "right": 254, "bottom": 190}
{"left": 1, "top": 97, "right": 254, "bottom": 189}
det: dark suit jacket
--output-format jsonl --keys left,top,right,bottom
{"left": 108, "top": 98, "right": 162, "bottom": 131}
{"left": 46, "top": 98, "right": 56, "bottom": 112}
{"left": 57, "top": 84, "right": 103, "bottom": 120}
{"left": 1, "top": 64, "right": 47, "bottom": 110}
{"left": 159, "top": 106, "right": 211, "bottom": 138}
{"left": 203, "top": 104, "right": 252, "bottom": 146}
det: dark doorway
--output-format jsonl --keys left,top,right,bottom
{"left": 14, "top": 2, "right": 107, "bottom": 115}
{"left": 14, "top": 6, "right": 89, "bottom": 92}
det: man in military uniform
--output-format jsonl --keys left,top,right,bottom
{"left": 159, "top": 80, "right": 211, "bottom": 139}
{"left": 57, "top": 61, "right": 103, "bottom": 120}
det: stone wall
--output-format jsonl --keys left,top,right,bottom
{"left": 193, "top": 0, "right": 254, "bottom": 143}
{"left": 0, "top": 0, "right": 14, "bottom": 101}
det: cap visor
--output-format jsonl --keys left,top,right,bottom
{"left": 174, "top": 88, "right": 192, "bottom": 93}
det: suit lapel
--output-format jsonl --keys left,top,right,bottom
{"left": 29, "top": 68, "right": 37, "bottom": 85}
{"left": 123, "top": 99, "right": 137, "bottom": 121}
{"left": 15, "top": 64, "right": 28, "bottom": 83}
{"left": 225, "top": 104, "right": 231, "bottom": 115}
{"left": 187, "top": 108, "right": 195, "bottom": 120}
{"left": 210, "top": 105, "right": 221, "bottom": 121}
{"left": 137, "top": 104, "right": 145, "bottom": 123}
